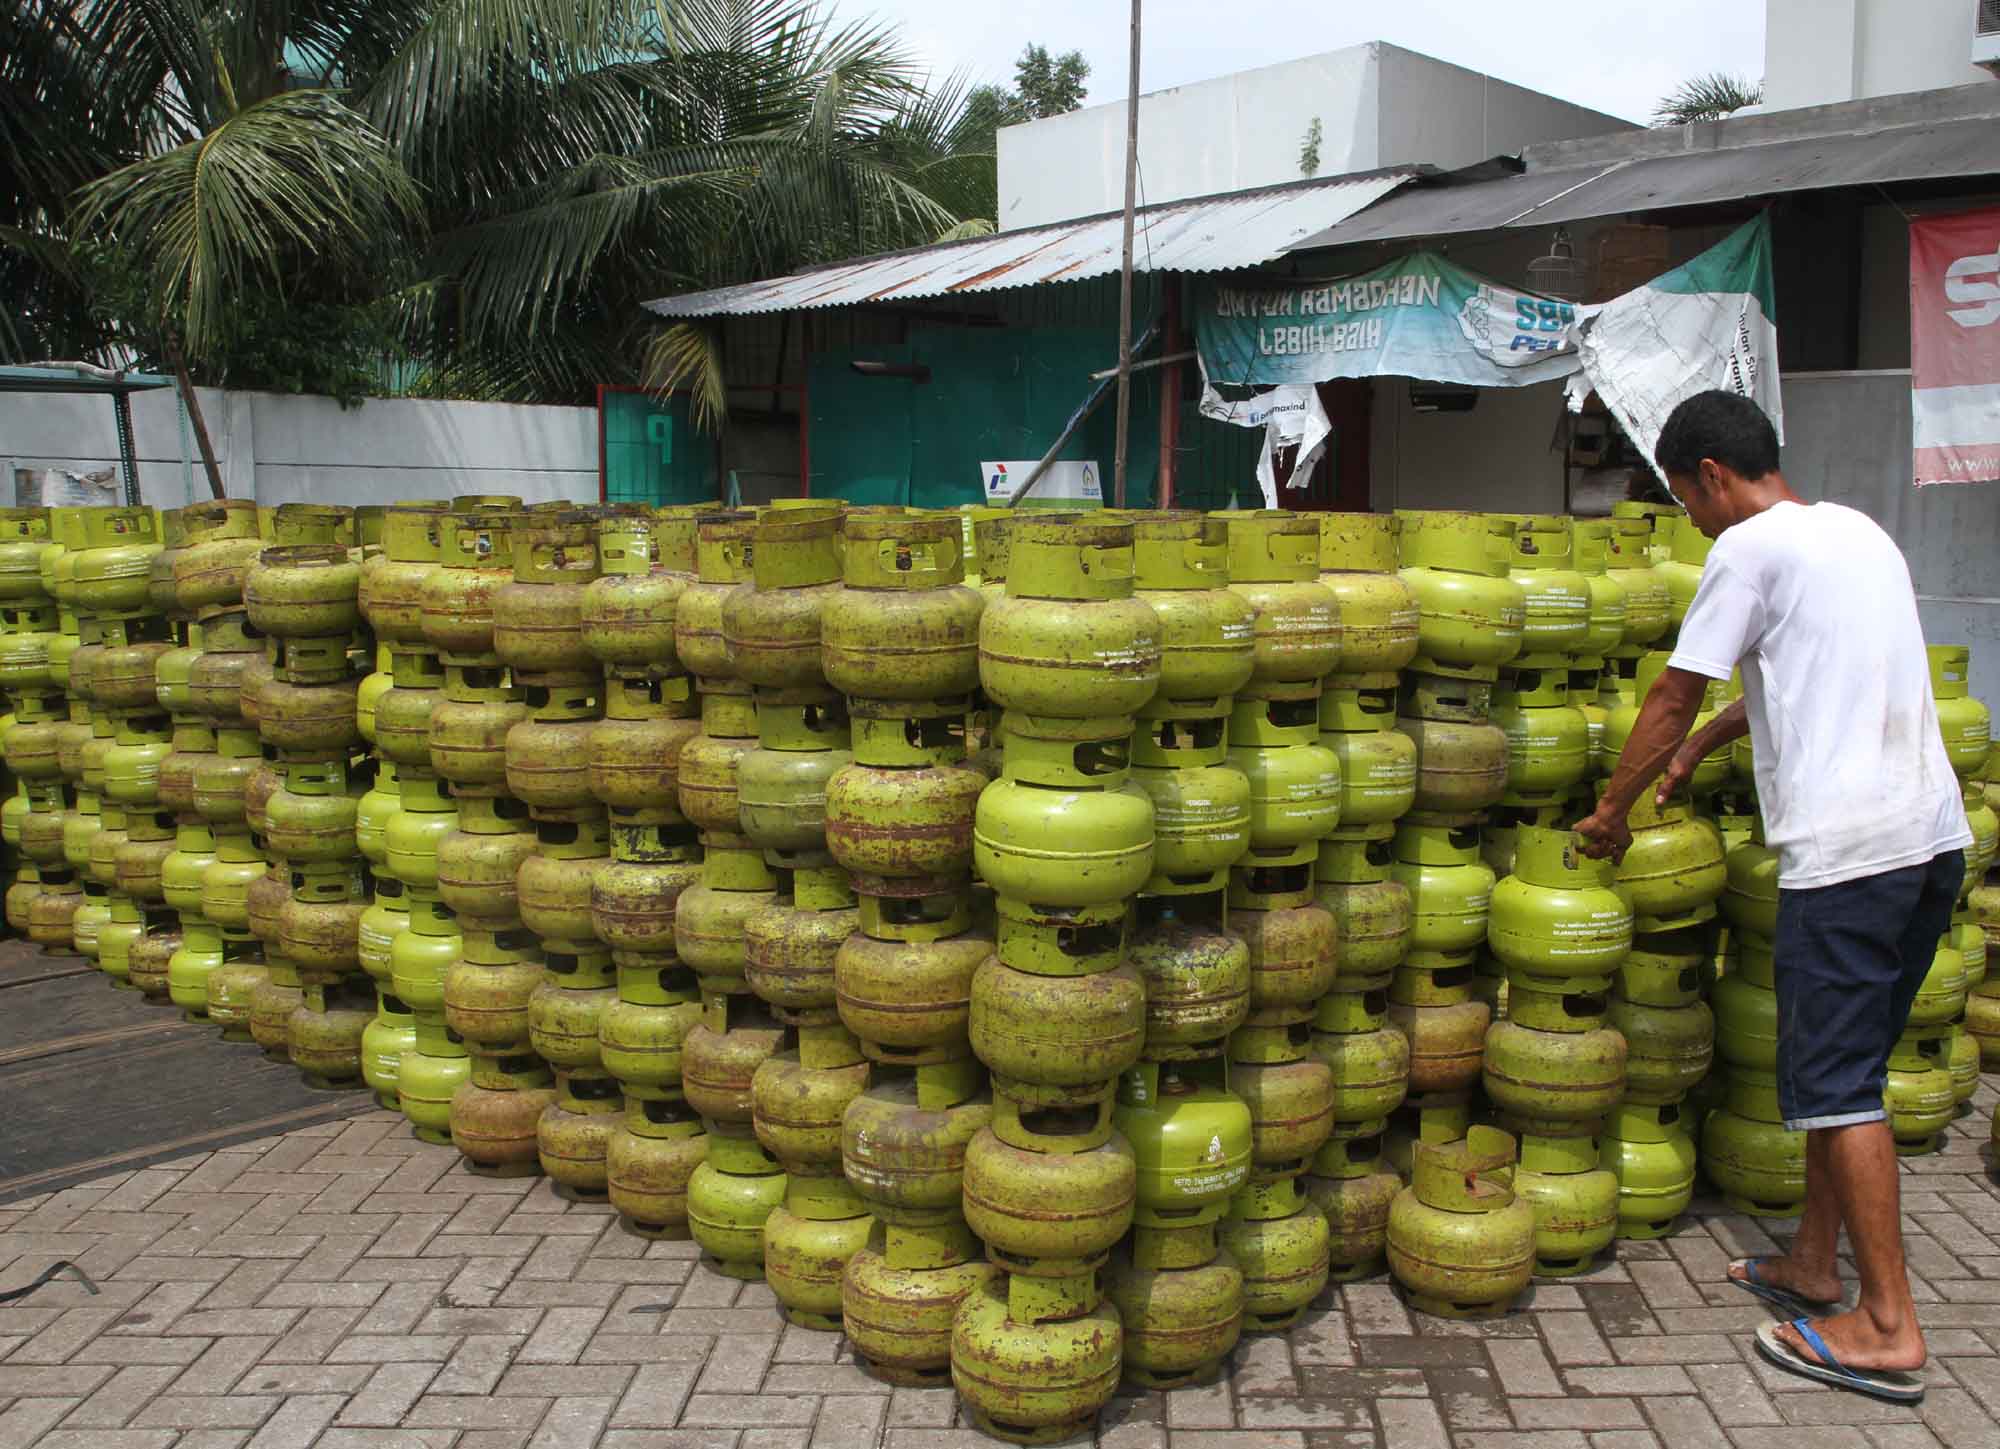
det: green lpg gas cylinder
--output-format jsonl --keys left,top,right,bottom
{"left": 977, "top": 515, "right": 1161, "bottom": 717}
{"left": 1613, "top": 786, "right": 1726, "bottom": 931}
{"left": 973, "top": 715, "right": 1154, "bottom": 909}
{"left": 1104, "top": 1232, "right": 1244, "bottom": 1389}
{"left": 580, "top": 513, "right": 685, "bottom": 673}
{"left": 1113, "top": 1063, "right": 1253, "bottom": 1228}
{"left": 960, "top": 1126, "right": 1137, "bottom": 1274}
{"left": 1318, "top": 677, "right": 1417, "bottom": 825}
{"left": 359, "top": 505, "right": 444, "bottom": 646}
{"left": 842, "top": 1219, "right": 998, "bottom": 1387}
{"left": 1129, "top": 511, "right": 1256, "bottom": 710}
{"left": 1390, "top": 822, "right": 1497, "bottom": 962}
{"left": 1394, "top": 510, "right": 1526, "bottom": 677}
{"left": 1655, "top": 512, "right": 1711, "bottom": 632}
{"left": 491, "top": 512, "right": 600, "bottom": 679}
{"left": 1127, "top": 903, "right": 1252, "bottom": 1056}
{"left": 951, "top": 1272, "right": 1122, "bottom": 1446}
{"left": 1217, "top": 1177, "right": 1330, "bottom": 1333}
{"left": 822, "top": 512, "right": 985, "bottom": 702}
{"left": 1482, "top": 1009, "right": 1627, "bottom": 1135}
{"left": 450, "top": 1055, "right": 558, "bottom": 1175}
{"left": 1490, "top": 662, "right": 1589, "bottom": 806}
{"left": 1496, "top": 514, "right": 1590, "bottom": 656}
{"left": 1701, "top": 1073, "right": 1806, "bottom": 1217}
{"left": 1488, "top": 826, "right": 1632, "bottom": 976}
{"left": 1219, "top": 510, "right": 1341, "bottom": 687}
{"left": 1316, "top": 512, "right": 1419, "bottom": 674}
{"left": 1395, "top": 679, "right": 1508, "bottom": 815}
{"left": 721, "top": 505, "right": 846, "bottom": 691}
{"left": 1511, "top": 1132, "right": 1617, "bottom": 1277}
{"left": 1600, "top": 512, "right": 1664, "bottom": 640}
{"left": 1315, "top": 827, "right": 1413, "bottom": 979}
{"left": 839, "top": 1065, "right": 993, "bottom": 1226}
{"left": 1387, "top": 1127, "right": 1535, "bottom": 1319}
{"left": 1600, "top": 1102, "right": 1697, "bottom": 1240}
{"left": 1885, "top": 1030, "right": 1955, "bottom": 1155}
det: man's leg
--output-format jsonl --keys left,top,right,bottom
{"left": 1733, "top": 1127, "right": 1841, "bottom": 1302}
{"left": 1772, "top": 854, "right": 1961, "bottom": 1373}
{"left": 1774, "top": 1118, "right": 1924, "bottom": 1372}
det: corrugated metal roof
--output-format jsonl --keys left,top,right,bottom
{"left": 1285, "top": 114, "right": 2000, "bottom": 253}
{"left": 0, "top": 364, "right": 172, "bottom": 395}
{"left": 644, "top": 170, "right": 1414, "bottom": 318}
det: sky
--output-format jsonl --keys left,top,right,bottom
{"left": 829, "top": 0, "right": 1769, "bottom": 126}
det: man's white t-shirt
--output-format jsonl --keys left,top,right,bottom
{"left": 1667, "top": 500, "right": 1970, "bottom": 891}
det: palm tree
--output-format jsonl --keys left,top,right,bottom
{"left": 1653, "top": 73, "right": 1763, "bottom": 127}
{"left": 4, "top": 0, "right": 996, "bottom": 409}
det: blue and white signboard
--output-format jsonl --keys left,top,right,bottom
{"left": 1198, "top": 251, "right": 1588, "bottom": 389}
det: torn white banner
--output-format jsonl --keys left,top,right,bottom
{"left": 1565, "top": 215, "right": 1783, "bottom": 486}
{"left": 1198, "top": 363, "right": 1332, "bottom": 508}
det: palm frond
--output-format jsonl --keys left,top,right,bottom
{"left": 642, "top": 322, "right": 728, "bottom": 433}
{"left": 934, "top": 217, "right": 995, "bottom": 243}
{"left": 70, "top": 87, "right": 423, "bottom": 360}
{"left": 1653, "top": 72, "right": 1762, "bottom": 127}
{"left": 434, "top": 155, "right": 747, "bottom": 340}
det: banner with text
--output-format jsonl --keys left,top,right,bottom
{"left": 1195, "top": 251, "right": 1590, "bottom": 390}
{"left": 1910, "top": 206, "right": 2000, "bottom": 486}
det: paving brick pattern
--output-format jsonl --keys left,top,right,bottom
{"left": 4, "top": 1081, "right": 2000, "bottom": 1449}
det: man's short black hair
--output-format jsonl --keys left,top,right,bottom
{"left": 1654, "top": 390, "right": 1780, "bottom": 482}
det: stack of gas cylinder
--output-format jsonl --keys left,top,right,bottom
{"left": 1, "top": 508, "right": 74, "bottom": 948}
{"left": 963, "top": 512, "right": 1160, "bottom": 1439}
{"left": 586, "top": 510, "right": 706, "bottom": 1233}
{"left": 79, "top": 509, "right": 178, "bottom": 992}
{"left": 1308, "top": 513, "right": 1417, "bottom": 1285}
{"left": 428, "top": 506, "right": 559, "bottom": 1172}
{"left": 730, "top": 504, "right": 870, "bottom": 1323}
{"left": 179, "top": 502, "right": 273, "bottom": 1040}
{"left": 9, "top": 498, "right": 2000, "bottom": 1447}
{"left": 246, "top": 508, "right": 375, "bottom": 1087}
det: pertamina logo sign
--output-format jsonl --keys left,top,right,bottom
{"left": 1945, "top": 239, "right": 2000, "bottom": 328}
{"left": 1909, "top": 209, "right": 2000, "bottom": 485}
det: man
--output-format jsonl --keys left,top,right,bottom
{"left": 1575, "top": 389, "right": 1968, "bottom": 1405}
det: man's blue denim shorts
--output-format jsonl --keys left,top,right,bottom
{"left": 1773, "top": 850, "right": 1965, "bottom": 1131}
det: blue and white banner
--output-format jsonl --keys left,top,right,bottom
{"left": 1196, "top": 251, "right": 1588, "bottom": 390}
{"left": 1194, "top": 217, "right": 1783, "bottom": 484}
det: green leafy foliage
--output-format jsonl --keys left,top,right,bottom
{"left": 4, "top": 0, "right": 1010, "bottom": 410}
{"left": 1653, "top": 72, "right": 1763, "bottom": 127}
{"left": 1014, "top": 44, "right": 1090, "bottom": 120}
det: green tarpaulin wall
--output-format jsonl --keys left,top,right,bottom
{"left": 807, "top": 324, "right": 1256, "bottom": 510}
{"left": 601, "top": 390, "right": 719, "bottom": 506}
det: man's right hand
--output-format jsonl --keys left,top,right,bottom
{"left": 1574, "top": 806, "right": 1633, "bottom": 863}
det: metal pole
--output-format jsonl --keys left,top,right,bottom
{"left": 110, "top": 390, "right": 141, "bottom": 507}
{"left": 1157, "top": 277, "right": 1181, "bottom": 509}
{"left": 1112, "top": 0, "right": 1142, "bottom": 509}
{"left": 1006, "top": 317, "right": 1159, "bottom": 508}
{"left": 166, "top": 339, "right": 228, "bottom": 500}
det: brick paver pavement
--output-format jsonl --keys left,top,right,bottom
{"left": 4, "top": 1080, "right": 1999, "bottom": 1449}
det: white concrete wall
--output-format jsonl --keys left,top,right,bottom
{"left": 997, "top": 42, "right": 1630, "bottom": 230}
{"left": 1, "top": 389, "right": 598, "bottom": 510}
{"left": 999, "top": 47, "right": 1377, "bottom": 231}
{"left": 1374, "top": 49, "right": 1638, "bottom": 181}
{"left": 1765, "top": 0, "right": 1993, "bottom": 110}
{"left": 1778, "top": 370, "right": 2000, "bottom": 706}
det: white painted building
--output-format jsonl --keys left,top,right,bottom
{"left": 995, "top": 42, "right": 1630, "bottom": 231}
{"left": 1763, "top": 0, "right": 1997, "bottom": 111}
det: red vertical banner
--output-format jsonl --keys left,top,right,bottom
{"left": 1910, "top": 207, "right": 2000, "bottom": 486}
